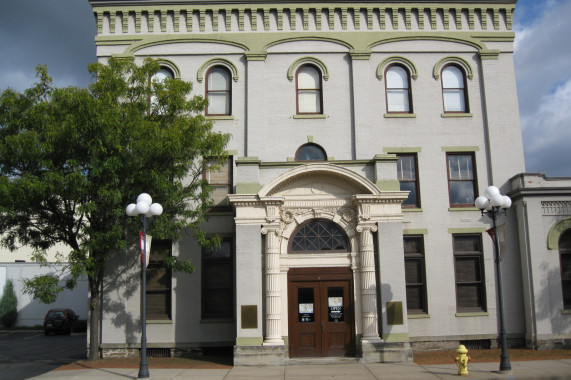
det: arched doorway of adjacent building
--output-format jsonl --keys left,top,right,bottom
{"left": 287, "top": 220, "right": 356, "bottom": 358}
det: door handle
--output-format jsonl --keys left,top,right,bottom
{"left": 321, "top": 321, "right": 325, "bottom": 333}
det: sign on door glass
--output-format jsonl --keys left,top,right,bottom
{"left": 298, "top": 287, "right": 315, "bottom": 322}
{"left": 328, "top": 287, "right": 344, "bottom": 322}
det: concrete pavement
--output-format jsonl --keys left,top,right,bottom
{"left": 29, "top": 359, "right": 571, "bottom": 380}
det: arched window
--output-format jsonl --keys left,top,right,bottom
{"left": 296, "top": 65, "right": 322, "bottom": 114}
{"left": 385, "top": 65, "right": 412, "bottom": 113}
{"left": 206, "top": 66, "right": 231, "bottom": 116}
{"left": 290, "top": 220, "right": 349, "bottom": 253}
{"left": 295, "top": 143, "right": 327, "bottom": 161}
{"left": 559, "top": 229, "right": 571, "bottom": 310}
{"left": 441, "top": 65, "right": 468, "bottom": 113}
{"left": 150, "top": 67, "right": 174, "bottom": 113}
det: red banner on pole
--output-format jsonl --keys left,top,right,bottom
{"left": 139, "top": 231, "right": 145, "bottom": 267}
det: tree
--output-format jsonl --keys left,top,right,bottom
{"left": 0, "top": 279, "right": 18, "bottom": 328}
{"left": 0, "top": 58, "right": 230, "bottom": 359}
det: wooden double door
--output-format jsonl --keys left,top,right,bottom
{"left": 288, "top": 268, "right": 355, "bottom": 358}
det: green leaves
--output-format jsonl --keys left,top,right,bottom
{"left": 0, "top": 57, "right": 229, "bottom": 297}
{"left": 22, "top": 275, "right": 62, "bottom": 305}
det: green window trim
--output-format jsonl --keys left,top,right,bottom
{"left": 287, "top": 57, "right": 329, "bottom": 81}
{"left": 377, "top": 56, "right": 418, "bottom": 80}
{"left": 433, "top": 56, "right": 474, "bottom": 80}
{"left": 384, "top": 113, "right": 417, "bottom": 118}
{"left": 547, "top": 218, "right": 571, "bottom": 250}
{"left": 197, "top": 58, "right": 239, "bottom": 83}
{"left": 441, "top": 113, "right": 473, "bottom": 118}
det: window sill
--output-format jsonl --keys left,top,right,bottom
{"left": 384, "top": 113, "right": 416, "bottom": 118}
{"left": 455, "top": 312, "right": 489, "bottom": 317}
{"left": 408, "top": 313, "right": 430, "bottom": 319}
{"left": 403, "top": 208, "right": 423, "bottom": 212}
{"left": 441, "top": 113, "right": 473, "bottom": 118}
{"left": 448, "top": 207, "right": 479, "bottom": 211}
{"left": 562, "top": 310, "right": 571, "bottom": 315}
{"left": 146, "top": 319, "right": 173, "bottom": 324}
{"left": 293, "top": 114, "right": 327, "bottom": 119}
{"left": 200, "top": 318, "right": 234, "bottom": 323}
{"left": 206, "top": 115, "right": 234, "bottom": 120}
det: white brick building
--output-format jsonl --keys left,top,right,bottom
{"left": 86, "top": 0, "right": 571, "bottom": 364}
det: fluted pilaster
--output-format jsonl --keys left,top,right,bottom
{"left": 261, "top": 224, "right": 284, "bottom": 345}
{"left": 357, "top": 223, "right": 382, "bottom": 342}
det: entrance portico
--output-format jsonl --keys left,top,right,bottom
{"left": 230, "top": 163, "right": 413, "bottom": 365}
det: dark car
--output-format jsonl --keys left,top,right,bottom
{"left": 43, "top": 308, "right": 78, "bottom": 335}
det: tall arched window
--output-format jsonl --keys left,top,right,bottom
{"left": 150, "top": 67, "right": 174, "bottom": 113}
{"left": 206, "top": 66, "right": 231, "bottom": 116}
{"left": 441, "top": 64, "right": 468, "bottom": 113}
{"left": 295, "top": 143, "right": 327, "bottom": 161}
{"left": 385, "top": 65, "right": 412, "bottom": 113}
{"left": 290, "top": 220, "right": 349, "bottom": 253}
{"left": 559, "top": 229, "right": 571, "bottom": 310}
{"left": 296, "top": 65, "right": 322, "bottom": 114}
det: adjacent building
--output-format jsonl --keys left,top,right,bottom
{"left": 84, "top": 0, "right": 570, "bottom": 364}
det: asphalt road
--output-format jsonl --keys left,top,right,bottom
{"left": 0, "top": 331, "right": 86, "bottom": 380}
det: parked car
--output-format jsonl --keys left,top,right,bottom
{"left": 43, "top": 308, "right": 78, "bottom": 335}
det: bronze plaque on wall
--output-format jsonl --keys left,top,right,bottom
{"left": 241, "top": 305, "right": 258, "bottom": 329}
{"left": 386, "top": 302, "right": 403, "bottom": 325}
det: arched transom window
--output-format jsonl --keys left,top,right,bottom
{"left": 290, "top": 220, "right": 349, "bottom": 253}
{"left": 295, "top": 143, "right": 327, "bottom": 161}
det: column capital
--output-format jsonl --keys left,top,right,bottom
{"left": 261, "top": 224, "right": 281, "bottom": 236}
{"left": 356, "top": 223, "right": 378, "bottom": 234}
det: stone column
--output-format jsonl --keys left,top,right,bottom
{"left": 261, "top": 224, "right": 284, "bottom": 345}
{"left": 357, "top": 222, "right": 382, "bottom": 342}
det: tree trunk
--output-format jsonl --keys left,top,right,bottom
{"left": 88, "top": 276, "right": 101, "bottom": 361}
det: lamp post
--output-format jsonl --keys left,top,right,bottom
{"left": 126, "top": 193, "right": 163, "bottom": 379}
{"left": 475, "top": 186, "right": 512, "bottom": 373}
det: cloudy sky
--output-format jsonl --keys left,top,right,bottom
{"left": 1, "top": 0, "right": 570, "bottom": 176}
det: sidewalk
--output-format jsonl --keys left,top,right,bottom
{"left": 29, "top": 359, "right": 571, "bottom": 380}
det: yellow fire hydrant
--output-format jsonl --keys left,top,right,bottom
{"left": 455, "top": 344, "right": 470, "bottom": 376}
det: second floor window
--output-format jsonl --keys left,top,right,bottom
{"left": 447, "top": 153, "right": 476, "bottom": 207}
{"left": 296, "top": 65, "right": 322, "bottom": 114}
{"left": 397, "top": 154, "right": 420, "bottom": 208}
{"left": 386, "top": 65, "right": 412, "bottom": 113}
{"left": 206, "top": 66, "right": 231, "bottom": 116}
{"left": 204, "top": 157, "right": 232, "bottom": 209}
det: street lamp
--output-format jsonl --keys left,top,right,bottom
{"left": 475, "top": 186, "right": 512, "bottom": 373}
{"left": 126, "top": 193, "right": 163, "bottom": 379}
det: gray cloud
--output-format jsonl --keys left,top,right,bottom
{"left": 514, "top": 0, "right": 571, "bottom": 176}
{"left": 0, "top": 0, "right": 96, "bottom": 91}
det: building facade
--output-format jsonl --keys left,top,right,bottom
{"left": 87, "top": 0, "right": 570, "bottom": 364}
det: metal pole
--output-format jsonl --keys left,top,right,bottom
{"left": 492, "top": 209, "right": 511, "bottom": 372}
{"left": 138, "top": 214, "right": 150, "bottom": 379}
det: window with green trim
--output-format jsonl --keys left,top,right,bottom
{"left": 447, "top": 153, "right": 477, "bottom": 207}
{"left": 386, "top": 64, "right": 412, "bottom": 113}
{"left": 296, "top": 65, "right": 323, "bottom": 114}
{"left": 397, "top": 154, "right": 420, "bottom": 208}
{"left": 146, "top": 239, "right": 172, "bottom": 320}
{"left": 453, "top": 234, "right": 486, "bottom": 312}
{"left": 404, "top": 235, "right": 427, "bottom": 314}
{"left": 206, "top": 66, "right": 232, "bottom": 116}
{"left": 441, "top": 64, "right": 469, "bottom": 113}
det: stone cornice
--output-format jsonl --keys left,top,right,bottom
{"left": 91, "top": 3, "right": 516, "bottom": 37}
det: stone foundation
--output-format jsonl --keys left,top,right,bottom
{"left": 233, "top": 345, "right": 286, "bottom": 366}
{"left": 361, "top": 341, "right": 413, "bottom": 363}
